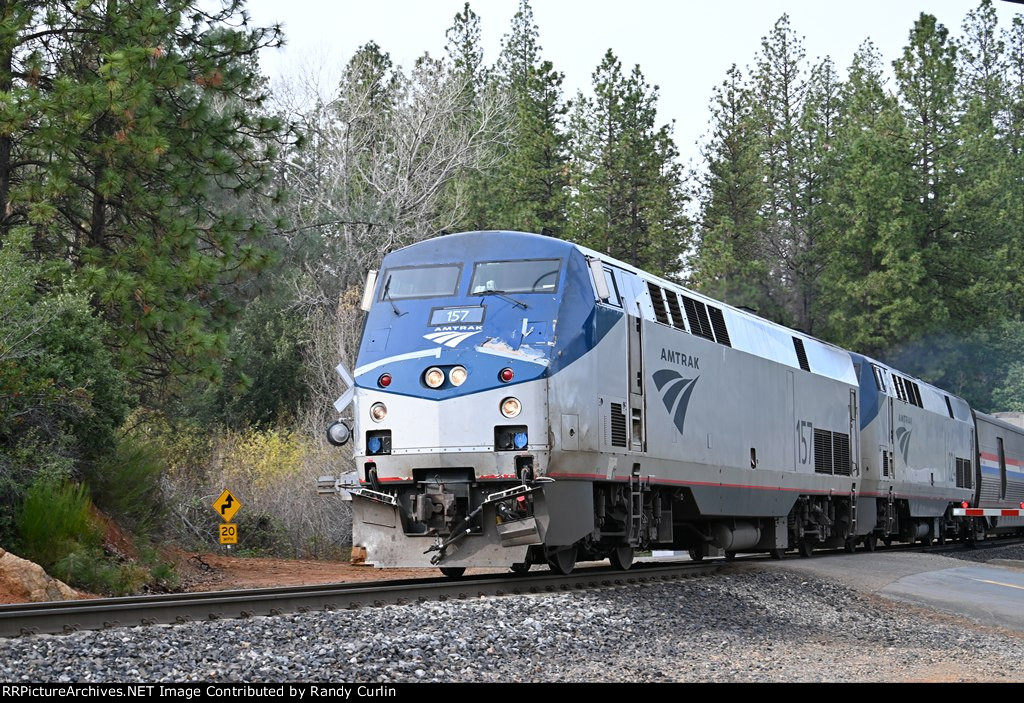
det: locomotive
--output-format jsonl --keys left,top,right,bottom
{"left": 317, "top": 230, "right": 1024, "bottom": 575}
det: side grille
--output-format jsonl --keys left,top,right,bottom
{"left": 883, "top": 450, "right": 890, "bottom": 477}
{"left": 681, "top": 294, "right": 730, "bottom": 347}
{"left": 707, "top": 306, "right": 731, "bottom": 347}
{"left": 814, "top": 429, "right": 833, "bottom": 474}
{"left": 646, "top": 281, "right": 670, "bottom": 325}
{"left": 665, "top": 292, "right": 685, "bottom": 330}
{"left": 610, "top": 402, "right": 628, "bottom": 448}
{"left": 956, "top": 457, "right": 973, "bottom": 489}
{"left": 682, "top": 295, "right": 713, "bottom": 341}
{"left": 833, "top": 432, "right": 851, "bottom": 476}
{"left": 793, "top": 337, "right": 810, "bottom": 372}
{"left": 906, "top": 379, "right": 923, "bottom": 407}
{"left": 814, "top": 429, "right": 851, "bottom": 475}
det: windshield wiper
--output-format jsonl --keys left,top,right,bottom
{"left": 382, "top": 277, "right": 406, "bottom": 317}
{"left": 477, "top": 289, "right": 528, "bottom": 309}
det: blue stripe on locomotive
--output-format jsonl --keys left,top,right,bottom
{"left": 849, "top": 352, "right": 882, "bottom": 431}
{"left": 354, "top": 231, "right": 617, "bottom": 399}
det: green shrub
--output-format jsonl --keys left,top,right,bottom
{"left": 0, "top": 232, "right": 132, "bottom": 548}
{"left": 51, "top": 547, "right": 149, "bottom": 596}
{"left": 14, "top": 475, "right": 178, "bottom": 596}
{"left": 89, "top": 435, "right": 167, "bottom": 537}
{"left": 232, "top": 510, "right": 289, "bottom": 556}
{"left": 148, "top": 561, "right": 180, "bottom": 591}
{"left": 15, "top": 478, "right": 101, "bottom": 569}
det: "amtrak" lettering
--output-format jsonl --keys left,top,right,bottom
{"left": 660, "top": 348, "right": 700, "bottom": 369}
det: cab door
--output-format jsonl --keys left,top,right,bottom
{"left": 873, "top": 365, "right": 894, "bottom": 481}
{"left": 627, "top": 312, "right": 645, "bottom": 452}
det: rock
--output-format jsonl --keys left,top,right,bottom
{"left": 0, "top": 547, "right": 79, "bottom": 602}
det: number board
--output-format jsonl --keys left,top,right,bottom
{"left": 429, "top": 306, "right": 485, "bottom": 326}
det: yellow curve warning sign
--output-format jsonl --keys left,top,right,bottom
{"left": 212, "top": 489, "right": 242, "bottom": 523}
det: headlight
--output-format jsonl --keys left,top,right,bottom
{"left": 424, "top": 367, "right": 445, "bottom": 388}
{"left": 326, "top": 421, "right": 351, "bottom": 446}
{"left": 449, "top": 365, "right": 468, "bottom": 386}
{"left": 501, "top": 397, "right": 522, "bottom": 418}
{"left": 370, "top": 402, "right": 388, "bottom": 422}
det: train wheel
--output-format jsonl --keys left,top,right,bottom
{"left": 863, "top": 534, "right": 877, "bottom": 552}
{"left": 440, "top": 567, "right": 466, "bottom": 578}
{"left": 687, "top": 548, "right": 704, "bottom": 562}
{"left": 769, "top": 548, "right": 785, "bottom": 560}
{"left": 510, "top": 562, "right": 531, "bottom": 574}
{"left": 609, "top": 546, "right": 634, "bottom": 571}
{"left": 844, "top": 538, "right": 857, "bottom": 554}
{"left": 883, "top": 536, "right": 893, "bottom": 548}
{"left": 798, "top": 539, "right": 815, "bottom": 558}
{"left": 546, "top": 545, "right": 577, "bottom": 575}
{"left": 724, "top": 551, "right": 737, "bottom": 561}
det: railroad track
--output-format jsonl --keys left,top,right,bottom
{"left": 913, "top": 534, "right": 1024, "bottom": 555}
{"left": 6, "top": 535, "right": 1019, "bottom": 639}
{"left": 0, "top": 561, "right": 727, "bottom": 638}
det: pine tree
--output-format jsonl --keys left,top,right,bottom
{"left": 792, "top": 56, "right": 842, "bottom": 334}
{"left": 492, "top": 0, "right": 568, "bottom": 235}
{"left": 1004, "top": 14, "right": 1024, "bottom": 312}
{"left": 0, "top": 1, "right": 290, "bottom": 388}
{"left": 567, "top": 50, "right": 688, "bottom": 277}
{"left": 816, "top": 43, "right": 927, "bottom": 354}
{"left": 750, "top": 15, "right": 813, "bottom": 329}
{"left": 949, "top": 0, "right": 1016, "bottom": 326}
{"left": 445, "top": 1, "right": 486, "bottom": 91}
{"left": 691, "top": 64, "right": 773, "bottom": 314}
{"left": 893, "top": 13, "right": 959, "bottom": 322}
{"left": 443, "top": 2, "right": 506, "bottom": 231}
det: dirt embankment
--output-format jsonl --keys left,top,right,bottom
{"left": 1, "top": 545, "right": 503, "bottom": 605}
{"left": 178, "top": 552, "right": 443, "bottom": 592}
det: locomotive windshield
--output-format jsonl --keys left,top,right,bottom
{"left": 380, "top": 264, "right": 461, "bottom": 300}
{"left": 470, "top": 259, "right": 561, "bottom": 294}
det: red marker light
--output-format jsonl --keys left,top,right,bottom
{"left": 1020, "top": 502, "right": 1023, "bottom": 509}
{"left": 378, "top": 373, "right": 392, "bottom": 388}
{"left": 961, "top": 501, "right": 969, "bottom": 509}
{"left": 499, "top": 368, "right": 514, "bottom": 383}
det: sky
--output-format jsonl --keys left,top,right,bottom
{"left": 246, "top": 0, "right": 1024, "bottom": 166}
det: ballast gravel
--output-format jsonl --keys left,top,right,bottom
{"left": 943, "top": 541, "right": 1024, "bottom": 564}
{"left": 1, "top": 566, "right": 1021, "bottom": 683}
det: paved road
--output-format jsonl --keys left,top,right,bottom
{"left": 758, "top": 551, "right": 1024, "bottom": 632}
{"left": 878, "top": 563, "right": 1024, "bottom": 631}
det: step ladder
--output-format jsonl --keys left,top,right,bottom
{"left": 629, "top": 466, "right": 643, "bottom": 543}
{"left": 849, "top": 483, "right": 858, "bottom": 535}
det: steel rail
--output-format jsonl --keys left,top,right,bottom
{"left": 0, "top": 561, "right": 726, "bottom": 638}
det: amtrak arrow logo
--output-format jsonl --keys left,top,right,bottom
{"left": 653, "top": 370, "right": 699, "bottom": 434}
{"left": 895, "top": 426, "right": 913, "bottom": 465}
{"left": 423, "top": 330, "right": 480, "bottom": 347}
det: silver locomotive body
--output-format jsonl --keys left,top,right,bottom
{"left": 322, "top": 231, "right": 1022, "bottom": 573}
